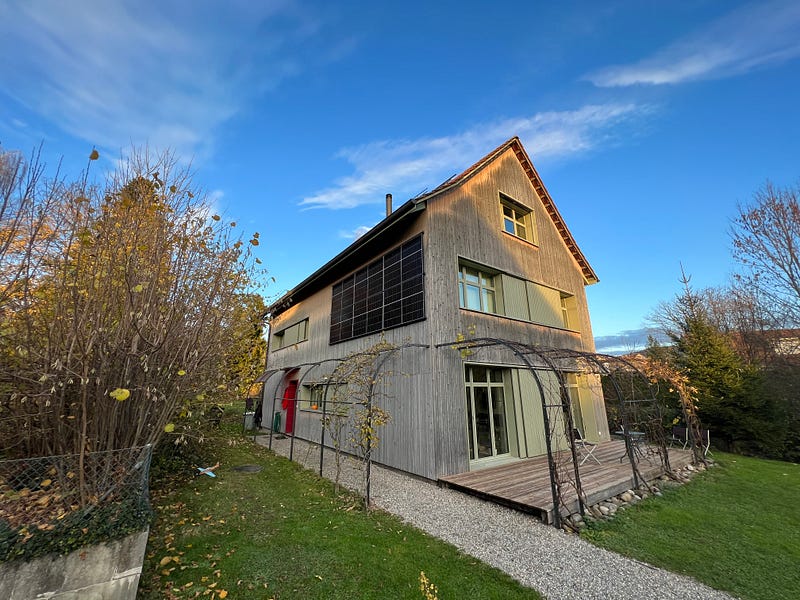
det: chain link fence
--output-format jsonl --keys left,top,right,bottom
{"left": 0, "top": 445, "right": 153, "bottom": 562}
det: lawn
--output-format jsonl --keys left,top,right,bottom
{"left": 581, "top": 452, "right": 800, "bottom": 600}
{"left": 138, "top": 424, "right": 542, "bottom": 599}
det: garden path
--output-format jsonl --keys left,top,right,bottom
{"left": 258, "top": 435, "right": 732, "bottom": 600}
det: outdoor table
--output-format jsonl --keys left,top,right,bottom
{"left": 614, "top": 430, "right": 646, "bottom": 462}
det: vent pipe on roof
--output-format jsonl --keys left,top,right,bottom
{"left": 386, "top": 193, "right": 393, "bottom": 217}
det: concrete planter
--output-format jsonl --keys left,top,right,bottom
{"left": 0, "top": 528, "right": 149, "bottom": 600}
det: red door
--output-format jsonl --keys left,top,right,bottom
{"left": 282, "top": 381, "right": 298, "bottom": 434}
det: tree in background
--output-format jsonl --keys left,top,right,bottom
{"left": 649, "top": 273, "right": 784, "bottom": 457}
{"left": 728, "top": 181, "right": 800, "bottom": 459}
{"left": 0, "top": 147, "right": 267, "bottom": 461}
{"left": 0, "top": 146, "right": 64, "bottom": 317}
{"left": 220, "top": 293, "right": 268, "bottom": 400}
{"left": 732, "top": 181, "right": 800, "bottom": 327}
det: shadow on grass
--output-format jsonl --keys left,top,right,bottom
{"left": 139, "top": 417, "right": 542, "bottom": 599}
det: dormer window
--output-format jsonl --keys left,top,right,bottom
{"left": 500, "top": 195, "right": 534, "bottom": 243}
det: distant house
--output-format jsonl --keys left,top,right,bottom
{"left": 727, "top": 328, "right": 800, "bottom": 365}
{"left": 259, "top": 137, "right": 610, "bottom": 480}
{"left": 772, "top": 332, "right": 800, "bottom": 356}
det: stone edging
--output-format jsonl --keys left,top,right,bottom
{"left": 565, "top": 462, "right": 713, "bottom": 532}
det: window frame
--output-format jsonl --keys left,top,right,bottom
{"left": 500, "top": 194, "right": 535, "bottom": 244}
{"left": 458, "top": 263, "right": 498, "bottom": 314}
{"left": 464, "top": 364, "right": 510, "bottom": 461}
{"left": 560, "top": 293, "right": 578, "bottom": 331}
{"left": 271, "top": 318, "right": 309, "bottom": 351}
{"left": 299, "top": 382, "right": 350, "bottom": 414}
{"left": 564, "top": 372, "right": 584, "bottom": 435}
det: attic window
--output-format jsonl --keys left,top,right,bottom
{"left": 500, "top": 195, "right": 535, "bottom": 243}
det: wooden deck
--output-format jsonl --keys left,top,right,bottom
{"left": 439, "top": 439, "right": 692, "bottom": 523}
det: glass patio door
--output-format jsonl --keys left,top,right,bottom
{"left": 465, "top": 365, "right": 509, "bottom": 460}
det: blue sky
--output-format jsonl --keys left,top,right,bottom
{"left": 2, "top": 0, "right": 799, "bottom": 353}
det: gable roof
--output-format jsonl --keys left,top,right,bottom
{"left": 417, "top": 136, "right": 598, "bottom": 285}
{"left": 267, "top": 137, "right": 598, "bottom": 317}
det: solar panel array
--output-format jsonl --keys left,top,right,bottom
{"left": 330, "top": 235, "right": 425, "bottom": 344}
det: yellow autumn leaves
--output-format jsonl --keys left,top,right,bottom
{"left": 109, "top": 388, "right": 130, "bottom": 401}
{"left": 109, "top": 390, "right": 176, "bottom": 432}
{"left": 110, "top": 366, "right": 187, "bottom": 402}
{"left": 158, "top": 555, "right": 227, "bottom": 597}
{"left": 109, "top": 366, "right": 182, "bottom": 432}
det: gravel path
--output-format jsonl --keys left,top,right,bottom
{"left": 256, "top": 435, "right": 733, "bottom": 600}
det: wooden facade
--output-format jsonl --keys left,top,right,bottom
{"left": 261, "top": 137, "right": 610, "bottom": 481}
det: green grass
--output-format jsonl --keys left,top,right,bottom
{"left": 138, "top": 424, "right": 541, "bottom": 599}
{"left": 581, "top": 452, "right": 800, "bottom": 600}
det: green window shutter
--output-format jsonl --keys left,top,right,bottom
{"left": 500, "top": 274, "right": 530, "bottom": 320}
{"left": 271, "top": 332, "right": 284, "bottom": 351}
{"left": 283, "top": 323, "right": 300, "bottom": 346}
{"left": 526, "top": 281, "right": 562, "bottom": 327}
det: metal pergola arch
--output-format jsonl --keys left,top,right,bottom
{"left": 258, "top": 339, "right": 673, "bottom": 528}
{"left": 258, "top": 342, "right": 429, "bottom": 507}
{"left": 520, "top": 345, "right": 673, "bottom": 482}
{"left": 438, "top": 337, "right": 671, "bottom": 528}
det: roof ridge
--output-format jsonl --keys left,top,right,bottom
{"left": 421, "top": 137, "right": 520, "bottom": 199}
{"left": 420, "top": 136, "right": 598, "bottom": 284}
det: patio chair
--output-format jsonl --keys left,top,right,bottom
{"left": 573, "top": 428, "right": 601, "bottom": 466}
{"left": 669, "top": 425, "right": 689, "bottom": 449}
{"left": 671, "top": 425, "right": 712, "bottom": 456}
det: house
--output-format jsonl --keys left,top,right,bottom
{"left": 260, "top": 137, "right": 611, "bottom": 482}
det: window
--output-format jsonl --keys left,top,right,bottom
{"left": 500, "top": 195, "right": 534, "bottom": 243}
{"left": 458, "top": 258, "right": 579, "bottom": 332}
{"left": 329, "top": 235, "right": 425, "bottom": 344}
{"left": 300, "top": 383, "right": 349, "bottom": 414}
{"left": 465, "top": 365, "right": 509, "bottom": 460}
{"left": 560, "top": 293, "right": 578, "bottom": 330}
{"left": 458, "top": 264, "right": 497, "bottom": 314}
{"left": 272, "top": 318, "right": 308, "bottom": 351}
{"left": 300, "top": 385, "right": 325, "bottom": 410}
{"left": 564, "top": 373, "right": 584, "bottom": 435}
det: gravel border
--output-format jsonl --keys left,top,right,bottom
{"left": 257, "top": 435, "right": 733, "bottom": 600}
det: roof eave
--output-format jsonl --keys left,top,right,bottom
{"left": 509, "top": 140, "right": 599, "bottom": 285}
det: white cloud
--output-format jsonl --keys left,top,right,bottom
{"left": 0, "top": 0, "right": 335, "bottom": 160}
{"left": 206, "top": 188, "right": 225, "bottom": 215}
{"left": 338, "top": 225, "right": 373, "bottom": 240}
{"left": 301, "top": 103, "right": 651, "bottom": 209}
{"left": 594, "top": 328, "right": 669, "bottom": 356}
{"left": 586, "top": 0, "right": 800, "bottom": 87}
